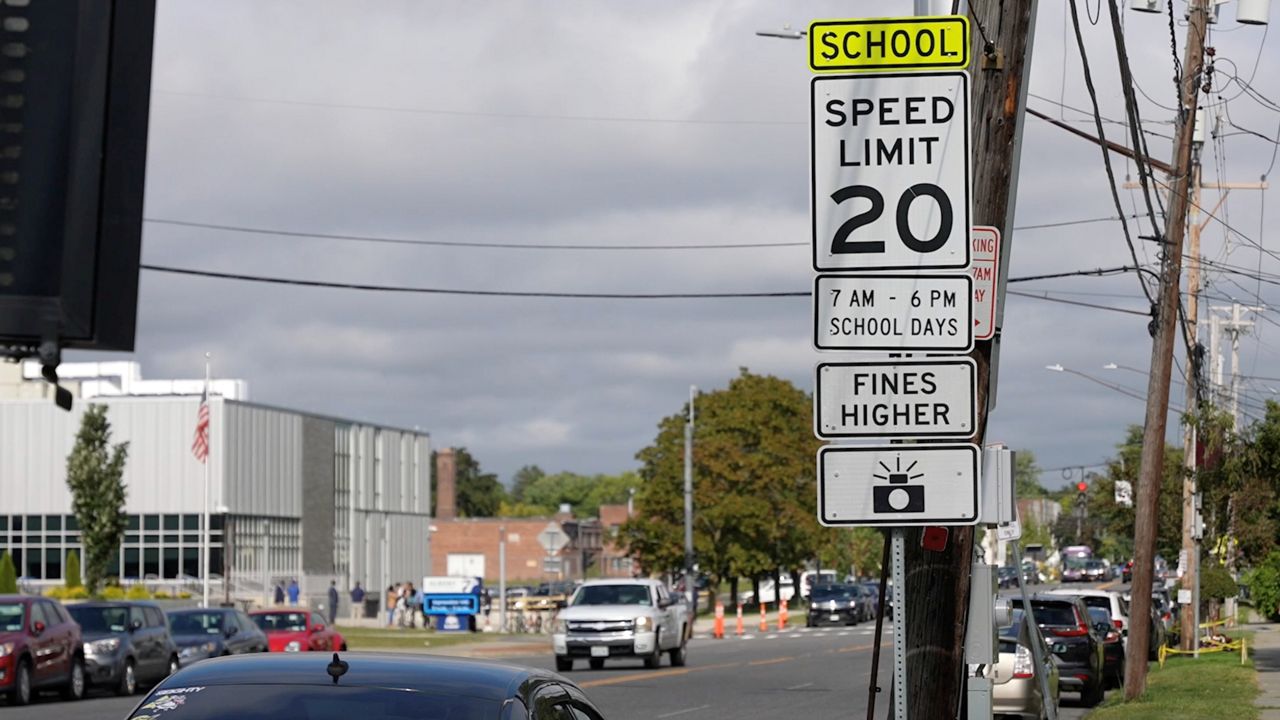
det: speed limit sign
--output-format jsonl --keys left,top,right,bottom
{"left": 811, "top": 71, "right": 971, "bottom": 272}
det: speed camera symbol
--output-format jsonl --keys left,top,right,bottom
{"left": 872, "top": 457, "right": 925, "bottom": 513}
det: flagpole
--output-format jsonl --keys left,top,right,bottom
{"left": 202, "top": 353, "right": 211, "bottom": 610}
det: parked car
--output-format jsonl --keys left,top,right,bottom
{"left": 806, "top": 583, "right": 862, "bottom": 627}
{"left": 1012, "top": 594, "right": 1105, "bottom": 706}
{"left": 992, "top": 610, "right": 1059, "bottom": 720}
{"left": 526, "top": 581, "right": 577, "bottom": 611}
{"left": 997, "top": 566, "right": 1020, "bottom": 589}
{"left": 125, "top": 651, "right": 611, "bottom": 720}
{"left": 66, "top": 601, "right": 179, "bottom": 696}
{"left": 552, "top": 579, "right": 689, "bottom": 671}
{"left": 1087, "top": 606, "right": 1125, "bottom": 688}
{"left": 166, "top": 608, "right": 269, "bottom": 664}
{"left": 249, "top": 610, "right": 346, "bottom": 653}
{"left": 0, "top": 595, "right": 85, "bottom": 705}
{"left": 738, "top": 577, "right": 795, "bottom": 606}
{"left": 1043, "top": 588, "right": 1131, "bottom": 647}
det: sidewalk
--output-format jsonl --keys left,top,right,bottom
{"left": 1250, "top": 623, "right": 1280, "bottom": 719}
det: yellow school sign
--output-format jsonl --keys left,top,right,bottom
{"left": 809, "top": 16, "right": 970, "bottom": 73}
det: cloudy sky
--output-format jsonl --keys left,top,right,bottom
{"left": 73, "top": 0, "right": 1280, "bottom": 491}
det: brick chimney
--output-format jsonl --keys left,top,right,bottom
{"left": 435, "top": 448, "right": 457, "bottom": 520}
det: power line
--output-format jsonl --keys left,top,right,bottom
{"left": 1006, "top": 289, "right": 1150, "bottom": 316}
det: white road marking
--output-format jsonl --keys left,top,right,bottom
{"left": 838, "top": 631, "right": 851, "bottom": 636}
{"left": 786, "top": 682, "right": 815, "bottom": 691}
{"left": 656, "top": 705, "right": 711, "bottom": 718}
{"left": 766, "top": 634, "right": 778, "bottom": 639}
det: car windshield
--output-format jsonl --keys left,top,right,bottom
{"left": 811, "top": 585, "right": 857, "bottom": 601}
{"left": 0, "top": 603, "right": 24, "bottom": 632}
{"left": 1026, "top": 602, "right": 1078, "bottom": 627}
{"left": 68, "top": 606, "right": 129, "bottom": 634}
{"left": 170, "top": 612, "right": 226, "bottom": 635}
{"left": 1079, "top": 596, "right": 1111, "bottom": 612}
{"left": 571, "top": 585, "right": 651, "bottom": 606}
{"left": 127, "top": 685, "right": 500, "bottom": 720}
{"left": 252, "top": 613, "right": 308, "bottom": 632}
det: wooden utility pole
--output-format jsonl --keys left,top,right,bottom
{"left": 1180, "top": 160, "right": 1203, "bottom": 653}
{"left": 1126, "top": 0, "right": 1208, "bottom": 699}
{"left": 899, "top": 2, "right": 1038, "bottom": 716}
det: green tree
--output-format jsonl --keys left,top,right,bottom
{"left": 430, "top": 448, "right": 506, "bottom": 517}
{"left": 0, "top": 551, "right": 16, "bottom": 593}
{"left": 65, "top": 550, "right": 82, "bottom": 589}
{"left": 519, "top": 471, "right": 636, "bottom": 518}
{"left": 509, "top": 465, "right": 545, "bottom": 502}
{"left": 622, "top": 369, "right": 820, "bottom": 600}
{"left": 66, "top": 404, "right": 129, "bottom": 595}
{"left": 1013, "top": 450, "right": 1047, "bottom": 499}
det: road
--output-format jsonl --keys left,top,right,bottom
{"left": 2, "top": 579, "right": 1137, "bottom": 719}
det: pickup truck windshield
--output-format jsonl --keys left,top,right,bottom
{"left": 571, "top": 585, "right": 652, "bottom": 606}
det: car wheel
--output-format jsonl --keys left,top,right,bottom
{"left": 554, "top": 656, "right": 573, "bottom": 672}
{"left": 8, "top": 659, "right": 32, "bottom": 706}
{"left": 588, "top": 658, "right": 605, "bottom": 670}
{"left": 116, "top": 659, "right": 138, "bottom": 696}
{"left": 669, "top": 639, "right": 687, "bottom": 667}
{"left": 643, "top": 644, "right": 662, "bottom": 669}
{"left": 62, "top": 657, "right": 86, "bottom": 701}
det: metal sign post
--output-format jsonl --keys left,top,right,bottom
{"left": 891, "top": 529, "right": 907, "bottom": 720}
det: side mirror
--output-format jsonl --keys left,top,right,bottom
{"left": 225, "top": 626, "right": 238, "bottom": 638}
{"left": 130, "top": 619, "right": 143, "bottom": 632}
{"left": 30, "top": 621, "right": 45, "bottom": 636}
{"left": 310, "top": 623, "right": 324, "bottom": 633}
{"left": 1094, "top": 622, "right": 1111, "bottom": 634}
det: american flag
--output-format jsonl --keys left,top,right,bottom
{"left": 191, "top": 387, "right": 210, "bottom": 463}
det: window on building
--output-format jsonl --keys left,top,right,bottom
{"left": 12, "top": 517, "right": 22, "bottom": 532}
{"left": 25, "top": 516, "right": 40, "bottom": 531}
{"left": 45, "top": 516, "right": 61, "bottom": 531}
{"left": 45, "top": 549, "right": 61, "bottom": 580}
{"left": 126, "top": 516, "right": 138, "bottom": 531}
{"left": 143, "top": 515, "right": 159, "bottom": 531}
{"left": 25, "top": 551, "right": 39, "bottom": 579}
{"left": 210, "top": 547, "right": 225, "bottom": 577}
{"left": 182, "top": 548, "right": 199, "bottom": 577}
{"left": 183, "top": 515, "right": 198, "bottom": 531}
{"left": 164, "top": 515, "right": 179, "bottom": 531}
{"left": 123, "top": 548, "right": 139, "bottom": 578}
{"left": 143, "top": 548, "right": 159, "bottom": 577}
{"left": 0, "top": 516, "right": 7, "bottom": 531}
{"left": 66, "top": 515, "right": 79, "bottom": 531}
{"left": 163, "top": 548, "right": 179, "bottom": 578}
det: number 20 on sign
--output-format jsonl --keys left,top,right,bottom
{"left": 810, "top": 71, "right": 971, "bottom": 272}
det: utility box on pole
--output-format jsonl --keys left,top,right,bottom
{"left": 0, "top": 0, "right": 156, "bottom": 361}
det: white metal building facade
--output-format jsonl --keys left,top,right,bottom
{"left": 0, "top": 397, "right": 431, "bottom": 605}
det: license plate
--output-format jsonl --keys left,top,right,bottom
{"left": 590, "top": 646, "right": 609, "bottom": 658}
{"left": 830, "top": 614, "right": 841, "bottom": 621}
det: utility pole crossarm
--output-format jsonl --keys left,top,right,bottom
{"left": 1027, "top": 107, "right": 1174, "bottom": 175}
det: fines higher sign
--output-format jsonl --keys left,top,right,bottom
{"left": 816, "top": 358, "right": 976, "bottom": 439}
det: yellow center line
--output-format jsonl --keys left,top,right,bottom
{"left": 1099, "top": 579, "right": 1119, "bottom": 590}
{"left": 748, "top": 655, "right": 794, "bottom": 666}
{"left": 835, "top": 643, "right": 874, "bottom": 654}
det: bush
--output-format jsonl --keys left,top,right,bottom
{"left": 65, "top": 551, "right": 82, "bottom": 590}
{"left": 125, "top": 584, "right": 151, "bottom": 600}
{"left": 1243, "top": 551, "right": 1280, "bottom": 620}
{"left": 0, "top": 551, "right": 16, "bottom": 594}
{"left": 101, "top": 585, "right": 126, "bottom": 600}
{"left": 153, "top": 591, "right": 172, "bottom": 600}
{"left": 1202, "top": 565, "right": 1239, "bottom": 601}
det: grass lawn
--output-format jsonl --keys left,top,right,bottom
{"left": 1086, "top": 645, "right": 1256, "bottom": 720}
{"left": 339, "top": 627, "right": 532, "bottom": 652}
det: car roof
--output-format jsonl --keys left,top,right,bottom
{"left": 577, "top": 579, "right": 660, "bottom": 588}
{"left": 70, "top": 601, "right": 162, "bottom": 609}
{"left": 152, "top": 652, "right": 556, "bottom": 702}
{"left": 0, "top": 595, "right": 32, "bottom": 604}
{"left": 1042, "top": 588, "right": 1120, "bottom": 600}
{"left": 168, "top": 607, "right": 233, "bottom": 615}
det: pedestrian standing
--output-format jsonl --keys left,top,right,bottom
{"left": 408, "top": 582, "right": 420, "bottom": 628}
{"left": 327, "top": 580, "right": 339, "bottom": 624}
{"left": 273, "top": 582, "right": 285, "bottom": 605}
{"left": 287, "top": 578, "right": 300, "bottom": 605}
{"left": 396, "top": 583, "right": 408, "bottom": 628}
{"left": 350, "top": 582, "right": 366, "bottom": 621}
{"left": 385, "top": 585, "right": 397, "bottom": 627}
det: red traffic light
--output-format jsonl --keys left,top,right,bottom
{"left": 1076, "top": 481, "right": 1089, "bottom": 493}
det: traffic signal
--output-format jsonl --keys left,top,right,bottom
{"left": 1076, "top": 481, "right": 1088, "bottom": 494}
{"left": 0, "top": 0, "right": 156, "bottom": 360}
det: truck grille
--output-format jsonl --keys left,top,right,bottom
{"left": 566, "top": 619, "right": 634, "bottom": 633}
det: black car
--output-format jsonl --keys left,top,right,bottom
{"left": 1086, "top": 606, "right": 1125, "bottom": 688}
{"left": 997, "top": 566, "right": 1020, "bottom": 589}
{"left": 166, "top": 608, "right": 269, "bottom": 664}
{"left": 806, "top": 584, "right": 861, "bottom": 627}
{"left": 1012, "top": 594, "right": 1105, "bottom": 706}
{"left": 125, "top": 652, "right": 610, "bottom": 719}
{"left": 66, "top": 601, "right": 179, "bottom": 696}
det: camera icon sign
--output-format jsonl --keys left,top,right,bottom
{"left": 872, "top": 458, "right": 926, "bottom": 513}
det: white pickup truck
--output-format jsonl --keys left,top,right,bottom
{"left": 551, "top": 578, "right": 690, "bottom": 671}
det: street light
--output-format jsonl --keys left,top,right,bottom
{"left": 755, "top": 26, "right": 805, "bottom": 39}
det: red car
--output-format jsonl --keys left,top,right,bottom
{"left": 0, "top": 595, "right": 85, "bottom": 705}
{"left": 248, "top": 609, "right": 346, "bottom": 653}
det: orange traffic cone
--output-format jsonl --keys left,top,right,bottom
{"left": 713, "top": 602, "right": 725, "bottom": 639}
{"left": 735, "top": 605, "right": 744, "bottom": 636}
{"left": 759, "top": 602, "right": 768, "bottom": 632}
{"left": 779, "top": 599, "right": 788, "bottom": 631}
